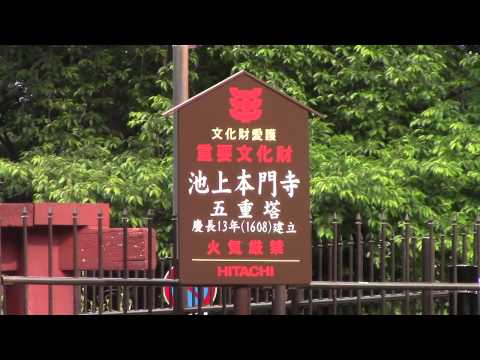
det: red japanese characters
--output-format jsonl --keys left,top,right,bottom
{"left": 206, "top": 239, "right": 285, "bottom": 256}
{"left": 196, "top": 143, "right": 293, "bottom": 164}
{"left": 217, "top": 265, "right": 275, "bottom": 278}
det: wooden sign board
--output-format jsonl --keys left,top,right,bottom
{"left": 167, "top": 70, "right": 318, "bottom": 285}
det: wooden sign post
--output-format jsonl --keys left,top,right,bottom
{"left": 164, "top": 70, "right": 322, "bottom": 313}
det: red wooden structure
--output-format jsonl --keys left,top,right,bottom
{"left": 0, "top": 203, "right": 157, "bottom": 315}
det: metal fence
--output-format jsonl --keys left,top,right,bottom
{"left": 1, "top": 208, "right": 479, "bottom": 315}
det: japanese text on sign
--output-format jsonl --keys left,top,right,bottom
{"left": 176, "top": 71, "right": 311, "bottom": 285}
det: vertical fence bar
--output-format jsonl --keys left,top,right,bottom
{"left": 197, "top": 286, "right": 203, "bottom": 314}
{"left": 423, "top": 219, "right": 435, "bottom": 315}
{"left": 412, "top": 231, "right": 417, "bottom": 313}
{"left": 440, "top": 229, "right": 446, "bottom": 282}
{"left": 48, "top": 208, "right": 53, "bottom": 315}
{"left": 307, "top": 287, "right": 313, "bottom": 315}
{"left": 474, "top": 222, "right": 478, "bottom": 268}
{"left": 389, "top": 230, "right": 395, "bottom": 314}
{"left": 169, "top": 246, "right": 175, "bottom": 308}
{"left": 73, "top": 209, "right": 81, "bottom": 314}
{"left": 391, "top": 230, "right": 396, "bottom": 298}
{"left": 462, "top": 226, "right": 468, "bottom": 264}
{"left": 108, "top": 270, "right": 113, "bottom": 312}
{"left": 158, "top": 265, "right": 164, "bottom": 308}
{"left": 355, "top": 213, "right": 363, "bottom": 315}
{"left": 438, "top": 228, "right": 446, "bottom": 312}
{"left": 476, "top": 216, "right": 480, "bottom": 270}
{"left": 327, "top": 233, "right": 332, "bottom": 309}
{"left": 81, "top": 270, "right": 87, "bottom": 313}
{"left": 390, "top": 231, "right": 397, "bottom": 314}
{"left": 142, "top": 270, "right": 147, "bottom": 309}
{"left": 402, "top": 214, "right": 410, "bottom": 315}
{"left": 217, "top": 284, "right": 222, "bottom": 309}
{"left": 159, "top": 257, "right": 166, "bottom": 309}
{"left": 0, "top": 220, "right": 3, "bottom": 315}
{"left": 169, "top": 248, "right": 174, "bottom": 309}
{"left": 116, "top": 270, "right": 121, "bottom": 311}
{"left": 476, "top": 217, "right": 480, "bottom": 316}
{"left": 209, "top": 282, "right": 213, "bottom": 310}
{"left": 380, "top": 212, "right": 386, "bottom": 315}
{"left": 363, "top": 233, "right": 371, "bottom": 313}
{"left": 411, "top": 232, "right": 417, "bottom": 283}
{"left": 122, "top": 209, "right": 129, "bottom": 314}
{"left": 22, "top": 206, "right": 28, "bottom": 315}
{"left": 428, "top": 219, "right": 436, "bottom": 315}
{"left": 233, "top": 287, "right": 251, "bottom": 315}
{"left": 332, "top": 213, "right": 338, "bottom": 315}
{"left": 309, "top": 216, "right": 314, "bottom": 315}
{"left": 91, "top": 271, "right": 97, "bottom": 313}
{"left": 368, "top": 234, "right": 374, "bottom": 297}
{"left": 422, "top": 232, "right": 428, "bottom": 314}
{"left": 317, "top": 235, "right": 323, "bottom": 305}
{"left": 173, "top": 217, "right": 185, "bottom": 315}
{"left": 220, "top": 286, "right": 228, "bottom": 315}
{"left": 155, "top": 267, "right": 160, "bottom": 309}
{"left": 227, "top": 287, "right": 232, "bottom": 305}
{"left": 451, "top": 214, "right": 458, "bottom": 315}
{"left": 193, "top": 285, "right": 198, "bottom": 312}
{"left": 296, "top": 288, "right": 305, "bottom": 315}
{"left": 289, "top": 287, "right": 302, "bottom": 315}
{"left": 84, "top": 270, "right": 90, "bottom": 313}
{"left": 338, "top": 234, "right": 343, "bottom": 299}
{"left": 133, "top": 270, "right": 139, "bottom": 310}
{"left": 98, "top": 209, "right": 104, "bottom": 315}
{"left": 159, "top": 265, "right": 164, "bottom": 311}
{"left": 273, "top": 286, "right": 287, "bottom": 315}
{"left": 348, "top": 235, "right": 354, "bottom": 300}
{"left": 221, "top": 287, "right": 227, "bottom": 314}
{"left": 147, "top": 210, "right": 154, "bottom": 313}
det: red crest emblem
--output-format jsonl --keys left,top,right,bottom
{"left": 229, "top": 87, "right": 263, "bottom": 124}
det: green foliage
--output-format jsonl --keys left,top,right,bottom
{"left": 2, "top": 45, "right": 480, "bottom": 256}
{"left": 0, "top": 45, "right": 175, "bottom": 253}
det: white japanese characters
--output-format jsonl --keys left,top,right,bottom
{"left": 258, "top": 171, "right": 277, "bottom": 197}
{"left": 188, "top": 169, "right": 299, "bottom": 198}
{"left": 191, "top": 218, "right": 296, "bottom": 235}
{"left": 189, "top": 85, "right": 303, "bottom": 238}
{"left": 188, "top": 168, "right": 300, "bottom": 235}
{"left": 263, "top": 200, "right": 281, "bottom": 220}
{"left": 238, "top": 199, "right": 254, "bottom": 219}
{"left": 211, "top": 127, "right": 276, "bottom": 142}
{"left": 210, "top": 200, "right": 228, "bottom": 217}
{"left": 234, "top": 169, "right": 255, "bottom": 197}
{"left": 211, "top": 171, "right": 232, "bottom": 194}
{"left": 280, "top": 170, "right": 300, "bottom": 198}
{"left": 188, "top": 170, "right": 209, "bottom": 194}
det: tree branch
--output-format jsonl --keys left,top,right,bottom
{"left": 0, "top": 131, "right": 18, "bottom": 161}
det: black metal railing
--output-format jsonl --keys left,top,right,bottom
{"left": 0, "top": 209, "right": 479, "bottom": 315}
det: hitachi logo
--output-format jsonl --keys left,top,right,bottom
{"left": 216, "top": 265, "right": 275, "bottom": 277}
